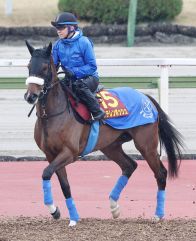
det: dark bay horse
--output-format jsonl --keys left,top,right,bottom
{"left": 24, "top": 41, "right": 184, "bottom": 226}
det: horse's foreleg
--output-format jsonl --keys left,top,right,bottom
{"left": 42, "top": 178, "right": 60, "bottom": 219}
{"left": 101, "top": 142, "right": 137, "bottom": 219}
{"left": 42, "top": 152, "right": 79, "bottom": 226}
{"left": 109, "top": 175, "right": 128, "bottom": 219}
{"left": 41, "top": 156, "right": 61, "bottom": 219}
{"left": 56, "top": 167, "right": 80, "bottom": 226}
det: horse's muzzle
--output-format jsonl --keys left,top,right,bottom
{"left": 24, "top": 92, "right": 38, "bottom": 104}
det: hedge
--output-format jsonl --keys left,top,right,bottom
{"left": 58, "top": 0, "right": 183, "bottom": 24}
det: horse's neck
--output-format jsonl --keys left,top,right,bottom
{"left": 48, "top": 83, "right": 67, "bottom": 110}
{"left": 37, "top": 81, "right": 68, "bottom": 117}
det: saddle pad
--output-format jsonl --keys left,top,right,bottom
{"left": 104, "top": 87, "right": 158, "bottom": 129}
{"left": 68, "top": 87, "right": 158, "bottom": 128}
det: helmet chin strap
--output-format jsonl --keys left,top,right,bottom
{"left": 66, "top": 26, "right": 75, "bottom": 39}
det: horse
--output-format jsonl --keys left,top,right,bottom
{"left": 24, "top": 41, "right": 184, "bottom": 226}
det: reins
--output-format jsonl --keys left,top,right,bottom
{"left": 28, "top": 104, "right": 36, "bottom": 117}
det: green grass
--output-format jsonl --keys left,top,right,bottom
{"left": 1, "top": 77, "right": 196, "bottom": 89}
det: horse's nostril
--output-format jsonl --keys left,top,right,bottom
{"left": 32, "top": 93, "right": 38, "bottom": 101}
{"left": 25, "top": 93, "right": 38, "bottom": 104}
{"left": 30, "top": 94, "right": 38, "bottom": 104}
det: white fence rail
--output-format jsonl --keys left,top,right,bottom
{"left": 1, "top": 58, "right": 196, "bottom": 113}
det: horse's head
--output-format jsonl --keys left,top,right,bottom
{"left": 24, "top": 41, "right": 53, "bottom": 104}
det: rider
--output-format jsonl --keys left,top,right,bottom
{"left": 51, "top": 12, "right": 105, "bottom": 120}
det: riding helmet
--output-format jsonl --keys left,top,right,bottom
{"left": 51, "top": 12, "right": 78, "bottom": 27}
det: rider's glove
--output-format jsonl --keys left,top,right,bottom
{"left": 63, "top": 67, "right": 75, "bottom": 79}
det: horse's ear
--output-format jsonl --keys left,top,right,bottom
{"left": 46, "top": 42, "right": 52, "bottom": 57}
{"left": 25, "top": 40, "right": 35, "bottom": 56}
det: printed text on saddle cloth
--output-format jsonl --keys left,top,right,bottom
{"left": 97, "top": 90, "right": 128, "bottom": 119}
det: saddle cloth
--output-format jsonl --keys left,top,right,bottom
{"left": 69, "top": 87, "right": 158, "bottom": 129}
{"left": 79, "top": 87, "right": 159, "bottom": 157}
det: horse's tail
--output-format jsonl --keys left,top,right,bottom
{"left": 146, "top": 94, "right": 184, "bottom": 178}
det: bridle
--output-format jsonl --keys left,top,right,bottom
{"left": 27, "top": 58, "right": 68, "bottom": 119}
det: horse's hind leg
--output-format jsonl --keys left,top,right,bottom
{"left": 133, "top": 123, "right": 167, "bottom": 220}
{"left": 146, "top": 155, "right": 167, "bottom": 220}
{"left": 101, "top": 138, "right": 137, "bottom": 218}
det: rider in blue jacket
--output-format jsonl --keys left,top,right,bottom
{"left": 51, "top": 12, "right": 105, "bottom": 120}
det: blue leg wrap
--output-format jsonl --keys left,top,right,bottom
{"left": 42, "top": 180, "right": 53, "bottom": 205}
{"left": 109, "top": 175, "right": 128, "bottom": 201}
{"left": 66, "top": 198, "right": 80, "bottom": 222}
{"left": 155, "top": 190, "right": 166, "bottom": 218}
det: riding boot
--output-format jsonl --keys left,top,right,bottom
{"left": 77, "top": 86, "right": 105, "bottom": 120}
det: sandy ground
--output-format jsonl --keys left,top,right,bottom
{"left": 0, "top": 0, "right": 196, "bottom": 27}
{"left": 0, "top": 218, "right": 195, "bottom": 241}
{"left": 0, "top": 0, "right": 58, "bottom": 26}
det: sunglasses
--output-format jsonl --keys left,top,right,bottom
{"left": 55, "top": 25, "right": 67, "bottom": 30}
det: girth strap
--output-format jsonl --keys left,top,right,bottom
{"left": 80, "top": 121, "right": 100, "bottom": 157}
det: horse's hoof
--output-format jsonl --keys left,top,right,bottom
{"left": 110, "top": 198, "right": 120, "bottom": 219}
{"left": 51, "top": 206, "right": 61, "bottom": 220}
{"left": 69, "top": 220, "right": 77, "bottom": 227}
{"left": 111, "top": 205, "right": 120, "bottom": 219}
{"left": 152, "top": 215, "right": 164, "bottom": 222}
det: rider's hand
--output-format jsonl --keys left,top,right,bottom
{"left": 63, "top": 67, "right": 75, "bottom": 79}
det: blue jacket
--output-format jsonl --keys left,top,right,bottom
{"left": 52, "top": 29, "right": 99, "bottom": 80}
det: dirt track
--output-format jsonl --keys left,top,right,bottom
{"left": 0, "top": 217, "right": 195, "bottom": 241}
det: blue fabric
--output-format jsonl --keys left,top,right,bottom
{"left": 58, "top": 21, "right": 78, "bottom": 25}
{"left": 66, "top": 198, "right": 80, "bottom": 221}
{"left": 42, "top": 180, "right": 53, "bottom": 205}
{"left": 105, "top": 87, "right": 158, "bottom": 129}
{"left": 109, "top": 175, "right": 128, "bottom": 201}
{"left": 80, "top": 121, "right": 99, "bottom": 157}
{"left": 155, "top": 190, "right": 166, "bottom": 218}
{"left": 52, "top": 29, "right": 98, "bottom": 79}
